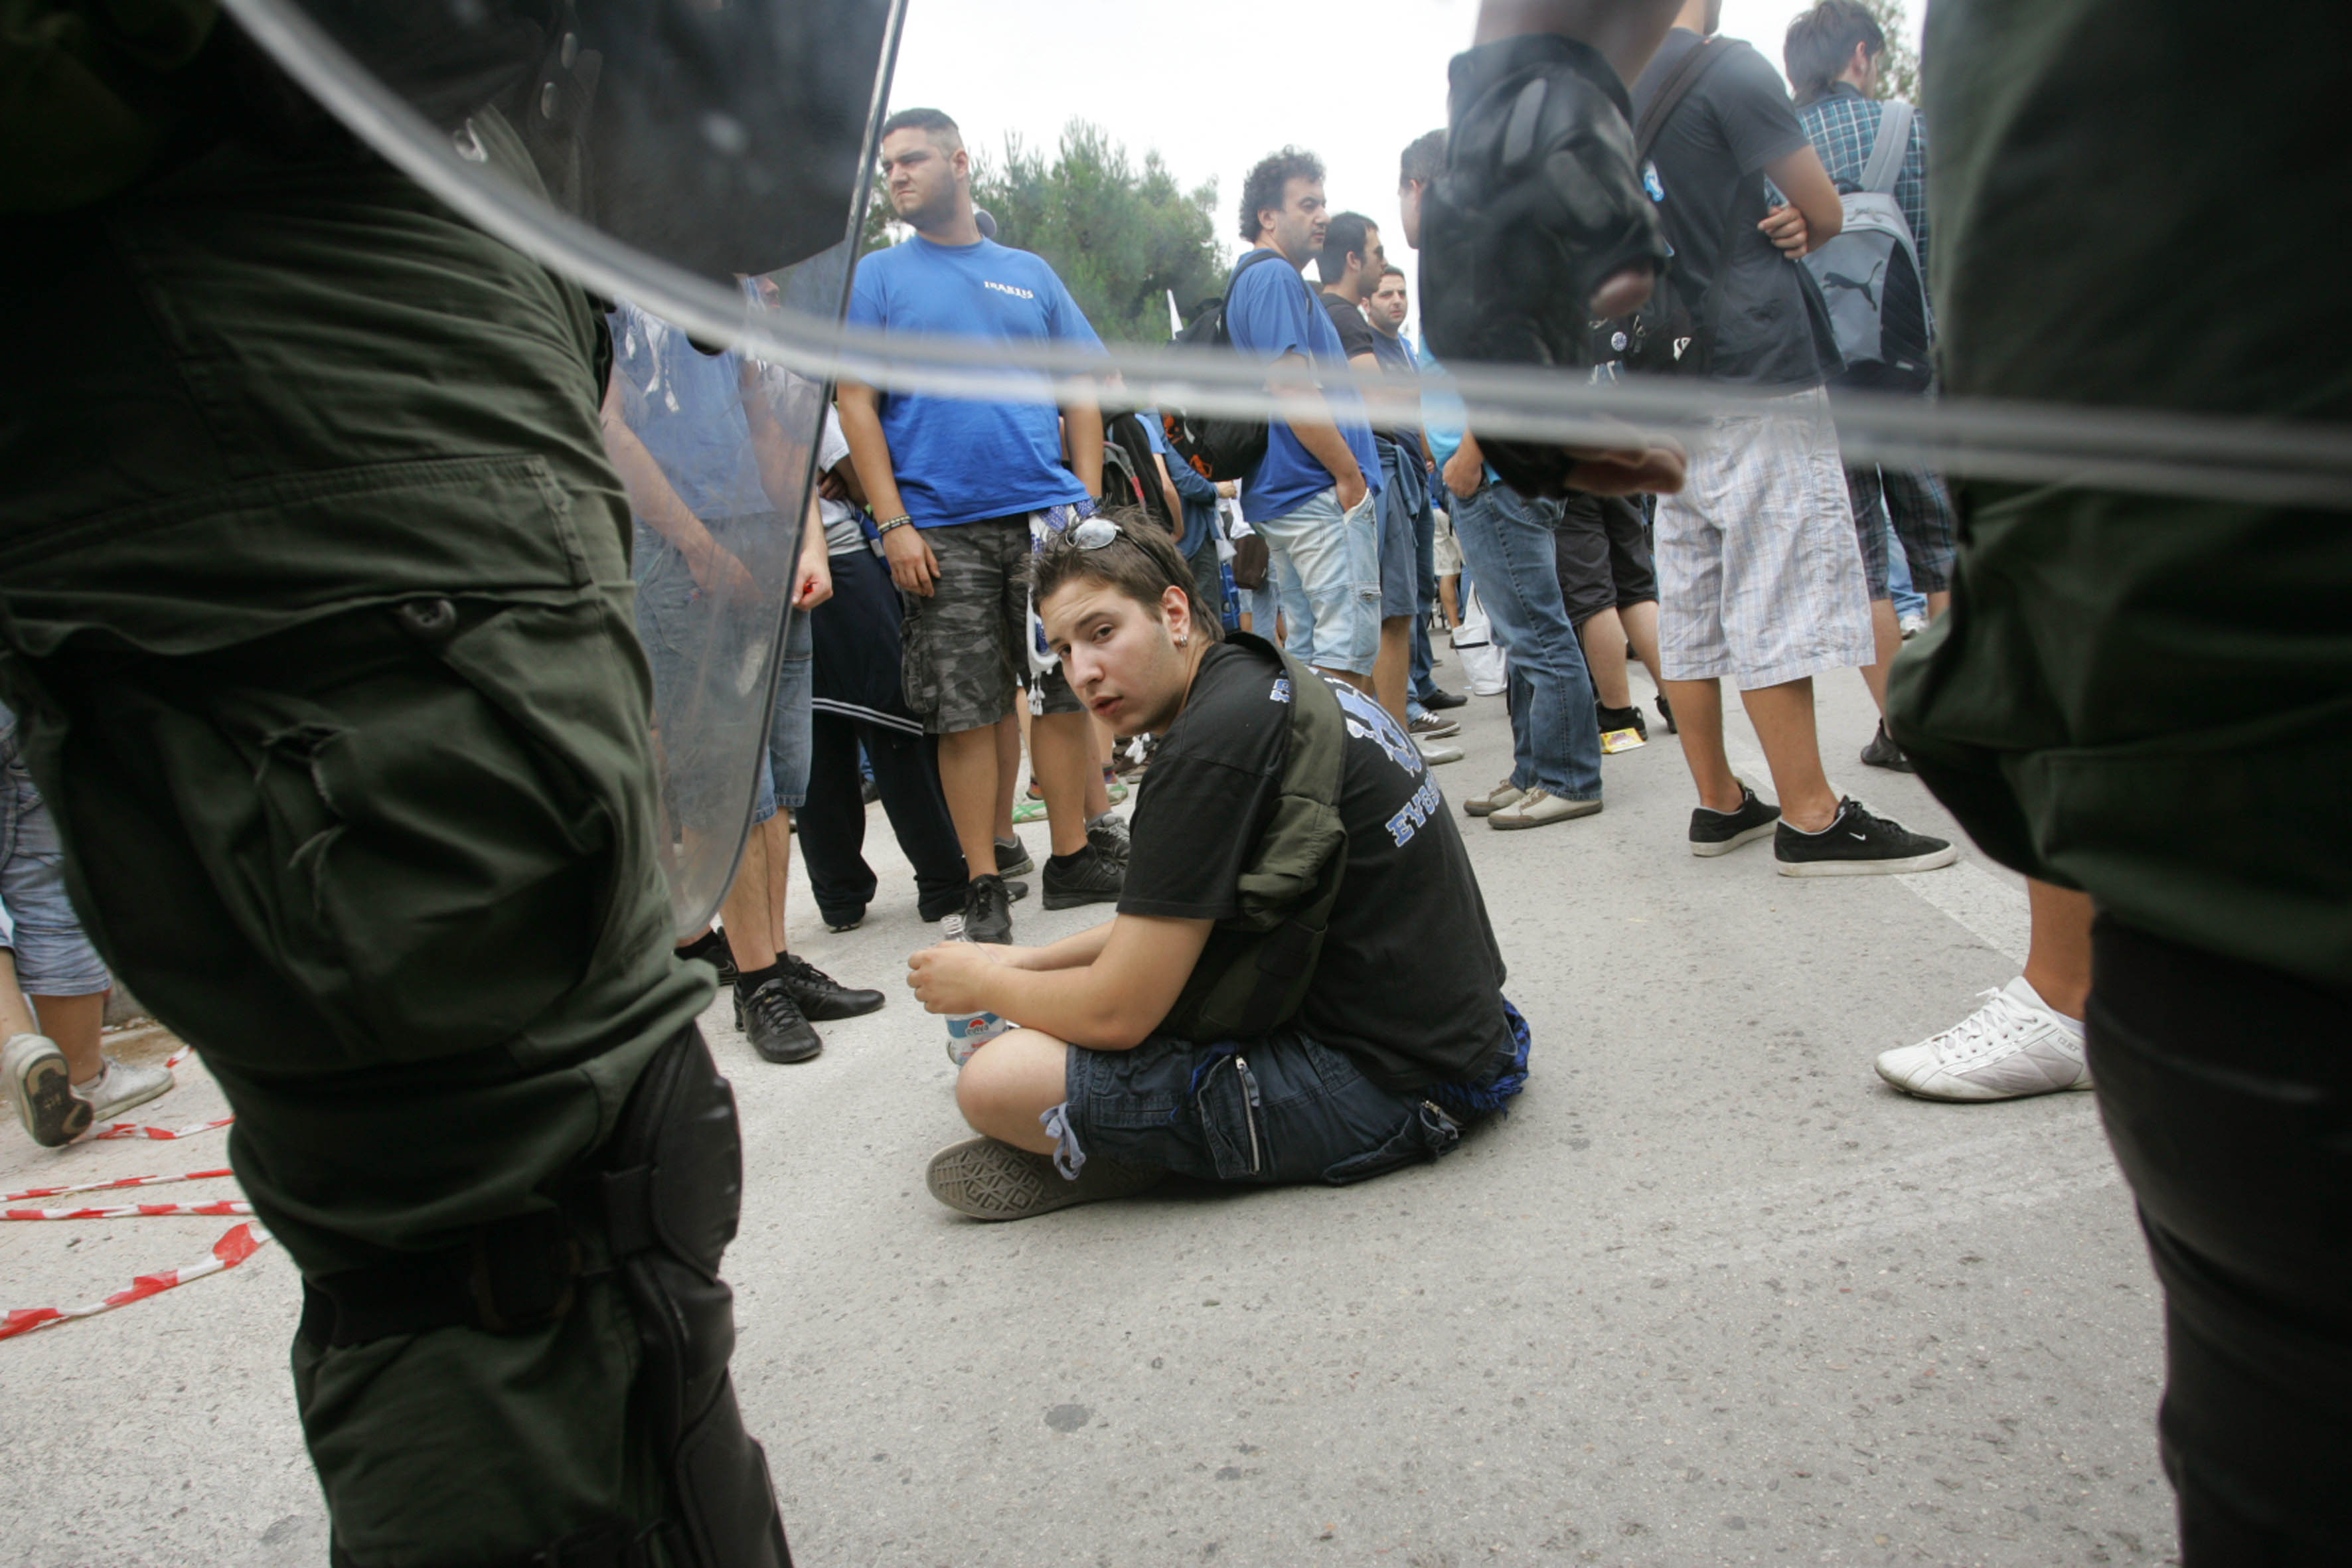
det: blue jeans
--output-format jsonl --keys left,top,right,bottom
{"left": 1378, "top": 443, "right": 1443, "bottom": 712}
{"left": 1255, "top": 487, "right": 1381, "bottom": 676}
{"left": 1886, "top": 516, "right": 1928, "bottom": 623}
{"left": 0, "top": 708, "right": 110, "bottom": 996}
{"left": 1449, "top": 484, "right": 1603, "bottom": 801}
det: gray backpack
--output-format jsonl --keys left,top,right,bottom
{"left": 1804, "top": 101, "right": 1933, "bottom": 392}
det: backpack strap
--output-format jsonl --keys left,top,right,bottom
{"left": 1211, "top": 248, "right": 1294, "bottom": 349}
{"left": 1633, "top": 36, "right": 1733, "bottom": 160}
{"left": 1859, "top": 100, "right": 1913, "bottom": 196}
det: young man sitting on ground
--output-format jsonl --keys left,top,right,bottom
{"left": 906, "top": 517, "right": 1529, "bottom": 1220}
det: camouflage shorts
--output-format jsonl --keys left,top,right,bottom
{"left": 900, "top": 513, "right": 1083, "bottom": 734}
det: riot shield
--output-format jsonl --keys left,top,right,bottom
{"left": 216, "top": 0, "right": 903, "bottom": 932}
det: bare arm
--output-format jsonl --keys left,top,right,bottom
{"left": 836, "top": 377, "right": 941, "bottom": 595}
{"left": 599, "top": 376, "right": 753, "bottom": 595}
{"left": 907, "top": 913, "right": 1214, "bottom": 1050}
{"left": 1151, "top": 453, "right": 1185, "bottom": 536}
{"left": 1269, "top": 352, "right": 1369, "bottom": 510}
{"left": 1758, "top": 143, "right": 1843, "bottom": 258}
{"left": 1061, "top": 396, "right": 1105, "bottom": 499}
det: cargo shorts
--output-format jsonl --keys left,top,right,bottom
{"left": 900, "top": 513, "right": 1084, "bottom": 735}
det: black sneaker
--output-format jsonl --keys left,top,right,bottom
{"left": 779, "top": 952, "right": 884, "bottom": 1021}
{"left": 1688, "top": 780, "right": 1781, "bottom": 858}
{"left": 822, "top": 907, "right": 865, "bottom": 934}
{"left": 1775, "top": 798, "right": 1959, "bottom": 878}
{"left": 1656, "top": 693, "right": 1677, "bottom": 734}
{"left": 1860, "top": 720, "right": 1916, "bottom": 773}
{"left": 1597, "top": 702, "right": 1648, "bottom": 754}
{"left": 736, "top": 979, "right": 823, "bottom": 1063}
{"left": 678, "top": 934, "right": 739, "bottom": 988}
{"left": 963, "top": 873, "right": 1016, "bottom": 944}
{"left": 1424, "top": 687, "right": 1468, "bottom": 711}
{"left": 1042, "top": 843, "right": 1125, "bottom": 910}
{"left": 994, "top": 835, "right": 1037, "bottom": 878}
{"left": 1085, "top": 812, "right": 1131, "bottom": 863}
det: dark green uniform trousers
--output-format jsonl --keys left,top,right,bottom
{"left": 0, "top": 112, "right": 727, "bottom": 1565}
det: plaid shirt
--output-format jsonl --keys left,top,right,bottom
{"left": 1798, "top": 82, "right": 1931, "bottom": 295}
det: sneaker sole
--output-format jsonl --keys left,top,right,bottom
{"left": 925, "top": 1137, "right": 1166, "bottom": 1221}
{"left": 1463, "top": 793, "right": 1523, "bottom": 818}
{"left": 12, "top": 1052, "right": 94, "bottom": 1147}
{"left": 1040, "top": 887, "right": 1122, "bottom": 911}
{"left": 1778, "top": 843, "right": 1962, "bottom": 877}
{"left": 1873, "top": 1058, "right": 2096, "bottom": 1101}
{"left": 1689, "top": 821, "right": 1778, "bottom": 857}
{"left": 1490, "top": 799, "right": 1604, "bottom": 829}
{"left": 1412, "top": 721, "right": 1462, "bottom": 740}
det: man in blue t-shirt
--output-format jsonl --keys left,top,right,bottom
{"left": 1221, "top": 147, "right": 1383, "bottom": 694}
{"left": 838, "top": 108, "right": 1125, "bottom": 945}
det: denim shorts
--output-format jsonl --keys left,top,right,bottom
{"left": 1254, "top": 487, "right": 1382, "bottom": 676}
{"left": 1375, "top": 441, "right": 1426, "bottom": 619}
{"left": 1061, "top": 1028, "right": 1464, "bottom": 1187}
{"left": 749, "top": 609, "right": 814, "bottom": 823}
{"left": 0, "top": 712, "right": 110, "bottom": 996}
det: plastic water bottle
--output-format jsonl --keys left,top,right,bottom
{"left": 937, "top": 913, "right": 1014, "bottom": 1065}
{"left": 945, "top": 1009, "right": 1012, "bottom": 1067}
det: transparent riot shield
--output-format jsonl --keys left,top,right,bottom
{"left": 216, "top": 0, "right": 905, "bottom": 932}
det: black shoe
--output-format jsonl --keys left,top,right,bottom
{"left": 736, "top": 978, "right": 823, "bottom": 1063}
{"left": 1042, "top": 843, "right": 1125, "bottom": 910}
{"left": 1424, "top": 686, "right": 1468, "bottom": 712}
{"left": 1774, "top": 797, "right": 1958, "bottom": 878}
{"left": 822, "top": 908, "right": 865, "bottom": 933}
{"left": 860, "top": 775, "right": 880, "bottom": 805}
{"left": 928, "top": 878, "right": 1026, "bottom": 923}
{"left": 1086, "top": 812, "right": 1131, "bottom": 863}
{"left": 994, "top": 835, "right": 1037, "bottom": 878}
{"left": 1656, "top": 693, "right": 1677, "bottom": 734}
{"left": 1688, "top": 780, "right": 1781, "bottom": 858}
{"left": 678, "top": 933, "right": 738, "bottom": 988}
{"left": 963, "top": 873, "right": 1016, "bottom": 945}
{"left": 1596, "top": 701, "right": 1648, "bottom": 753}
{"left": 779, "top": 952, "right": 884, "bottom": 1021}
{"left": 1860, "top": 720, "right": 1916, "bottom": 773}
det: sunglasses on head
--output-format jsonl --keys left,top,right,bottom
{"left": 1070, "top": 516, "right": 1121, "bottom": 550}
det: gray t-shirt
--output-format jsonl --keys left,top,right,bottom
{"left": 1632, "top": 29, "right": 1842, "bottom": 388}
{"left": 816, "top": 409, "right": 867, "bottom": 555}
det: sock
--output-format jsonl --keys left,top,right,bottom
{"left": 1086, "top": 811, "right": 1116, "bottom": 830}
{"left": 1048, "top": 849, "right": 1089, "bottom": 874}
{"left": 734, "top": 964, "right": 781, "bottom": 1000}
{"left": 675, "top": 929, "right": 726, "bottom": 962}
{"left": 2013, "top": 976, "right": 2086, "bottom": 1035}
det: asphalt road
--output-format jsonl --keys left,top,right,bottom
{"left": 1, "top": 663, "right": 2178, "bottom": 1567}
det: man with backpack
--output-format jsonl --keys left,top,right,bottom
{"left": 1784, "top": 0, "right": 1958, "bottom": 773}
{"left": 907, "top": 517, "right": 1527, "bottom": 1221}
{"left": 1218, "top": 149, "right": 1385, "bottom": 698}
{"left": 836, "top": 106, "right": 1128, "bottom": 945}
{"left": 1628, "top": 0, "right": 1956, "bottom": 876}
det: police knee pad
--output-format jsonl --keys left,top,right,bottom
{"left": 594, "top": 1024, "right": 791, "bottom": 1568}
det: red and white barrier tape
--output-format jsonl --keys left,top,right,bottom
{"left": 6, "top": 1200, "right": 253, "bottom": 1221}
{"left": 92, "top": 1115, "right": 234, "bottom": 1142}
{"left": 1, "top": 1222, "right": 273, "bottom": 1341}
{"left": 3, "top": 1168, "right": 235, "bottom": 1202}
{"left": 163, "top": 1044, "right": 194, "bottom": 1071}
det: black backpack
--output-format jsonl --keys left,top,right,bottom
{"left": 1597, "top": 37, "right": 1739, "bottom": 374}
{"left": 1103, "top": 411, "right": 1178, "bottom": 534}
{"left": 1160, "top": 248, "right": 1295, "bottom": 483}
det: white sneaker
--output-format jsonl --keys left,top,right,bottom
{"left": 1898, "top": 611, "right": 1928, "bottom": 639}
{"left": 1488, "top": 788, "right": 1603, "bottom": 830}
{"left": 71, "top": 1056, "right": 175, "bottom": 1125}
{"left": 1415, "top": 738, "right": 1464, "bottom": 766}
{"left": 5, "top": 1033, "right": 93, "bottom": 1148}
{"left": 1874, "top": 978, "right": 2092, "bottom": 1102}
{"left": 1463, "top": 779, "right": 1523, "bottom": 817}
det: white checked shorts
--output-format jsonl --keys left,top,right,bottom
{"left": 1654, "top": 384, "right": 1875, "bottom": 690}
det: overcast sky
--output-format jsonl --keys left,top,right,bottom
{"left": 886, "top": 0, "right": 1922, "bottom": 331}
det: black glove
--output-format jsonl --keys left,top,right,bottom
{"left": 1419, "top": 34, "right": 1666, "bottom": 377}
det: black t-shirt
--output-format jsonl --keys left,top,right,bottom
{"left": 1632, "top": 29, "right": 1840, "bottom": 388}
{"left": 1320, "top": 291, "right": 1403, "bottom": 451}
{"left": 1119, "top": 640, "right": 1515, "bottom": 1091}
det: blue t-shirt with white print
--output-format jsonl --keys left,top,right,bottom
{"left": 848, "top": 236, "right": 1103, "bottom": 528}
{"left": 1221, "top": 251, "right": 1381, "bottom": 525}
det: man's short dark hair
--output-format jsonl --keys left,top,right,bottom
{"left": 1238, "top": 147, "right": 1324, "bottom": 242}
{"left": 1029, "top": 515, "right": 1225, "bottom": 645}
{"left": 1316, "top": 212, "right": 1376, "bottom": 286}
{"left": 1399, "top": 129, "right": 1447, "bottom": 189}
{"left": 1379, "top": 264, "right": 1406, "bottom": 281}
{"left": 879, "top": 106, "right": 964, "bottom": 152}
{"left": 1784, "top": 1, "right": 1885, "bottom": 106}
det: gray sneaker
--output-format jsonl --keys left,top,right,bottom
{"left": 993, "top": 835, "right": 1037, "bottom": 878}
{"left": 925, "top": 1135, "right": 1166, "bottom": 1221}
{"left": 1487, "top": 787, "right": 1603, "bottom": 830}
{"left": 71, "top": 1056, "right": 175, "bottom": 1125}
{"left": 5, "top": 1033, "right": 93, "bottom": 1148}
